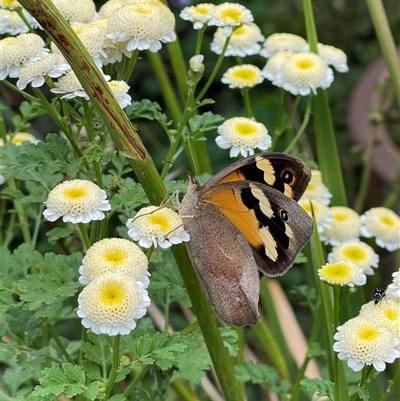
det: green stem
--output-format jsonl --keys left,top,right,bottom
{"left": 119, "top": 50, "right": 139, "bottom": 83}
{"left": 284, "top": 96, "right": 312, "bottom": 154}
{"left": 105, "top": 335, "right": 120, "bottom": 399}
{"left": 123, "top": 364, "right": 152, "bottom": 397}
{"left": 241, "top": 89, "right": 253, "bottom": 118}
{"left": 333, "top": 286, "right": 341, "bottom": 401}
{"left": 380, "top": 359, "right": 400, "bottom": 401}
{"left": 6, "top": 178, "right": 32, "bottom": 244}
{"left": 166, "top": 39, "right": 188, "bottom": 101}
{"left": 77, "top": 223, "right": 91, "bottom": 251}
{"left": 365, "top": 0, "right": 400, "bottom": 107}
{"left": 195, "top": 36, "right": 231, "bottom": 103}
{"left": 45, "top": 320, "right": 74, "bottom": 364}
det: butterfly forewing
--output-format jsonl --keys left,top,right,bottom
{"left": 203, "top": 181, "right": 313, "bottom": 276}
{"left": 206, "top": 152, "right": 311, "bottom": 201}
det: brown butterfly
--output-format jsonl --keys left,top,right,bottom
{"left": 179, "top": 152, "right": 313, "bottom": 326}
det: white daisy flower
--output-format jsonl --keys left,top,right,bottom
{"left": 360, "top": 207, "right": 400, "bottom": 252}
{"left": 7, "top": 132, "right": 39, "bottom": 145}
{"left": 301, "top": 170, "right": 332, "bottom": 205}
{"left": 50, "top": 71, "right": 90, "bottom": 100}
{"left": 215, "top": 117, "right": 271, "bottom": 158}
{"left": 328, "top": 240, "right": 379, "bottom": 275}
{"left": 189, "top": 54, "right": 204, "bottom": 73}
{"left": 318, "top": 260, "right": 367, "bottom": 287}
{"left": 107, "top": 3, "right": 176, "bottom": 53}
{"left": 320, "top": 206, "right": 361, "bottom": 246}
{"left": 359, "top": 298, "right": 400, "bottom": 339}
{"left": 211, "top": 23, "right": 264, "bottom": 57}
{"left": 387, "top": 270, "right": 400, "bottom": 300}
{"left": 51, "top": 0, "right": 96, "bottom": 24}
{"left": 126, "top": 205, "right": 190, "bottom": 249}
{"left": 299, "top": 198, "right": 333, "bottom": 234}
{"left": 260, "top": 33, "right": 309, "bottom": 58}
{"left": 208, "top": 3, "right": 253, "bottom": 37}
{"left": 43, "top": 179, "right": 111, "bottom": 223}
{"left": 77, "top": 273, "right": 151, "bottom": 336}
{"left": 333, "top": 316, "right": 400, "bottom": 372}
{"left": 262, "top": 51, "right": 293, "bottom": 82}
{"left": 273, "top": 52, "right": 334, "bottom": 96}
{"left": 0, "top": 33, "right": 49, "bottom": 80}
{"left": 317, "top": 43, "right": 349, "bottom": 73}
{"left": 221, "top": 64, "right": 263, "bottom": 89}
{"left": 0, "top": 9, "right": 29, "bottom": 35}
{"left": 179, "top": 3, "right": 215, "bottom": 30}
{"left": 16, "top": 53, "right": 71, "bottom": 90}
{"left": 108, "top": 80, "right": 132, "bottom": 109}
{"left": 79, "top": 238, "right": 150, "bottom": 287}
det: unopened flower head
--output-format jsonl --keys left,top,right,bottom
{"left": 180, "top": 3, "right": 215, "bottom": 30}
{"left": 108, "top": 80, "right": 132, "bottom": 108}
{"left": 221, "top": 64, "right": 263, "bottom": 89}
{"left": 360, "top": 207, "right": 400, "bottom": 251}
{"left": 107, "top": 3, "right": 176, "bottom": 53}
{"left": 262, "top": 51, "right": 293, "bottom": 82}
{"left": 319, "top": 260, "right": 366, "bottom": 287}
{"left": 328, "top": 240, "right": 379, "bottom": 275}
{"left": 317, "top": 43, "right": 348, "bottom": 72}
{"left": 333, "top": 316, "right": 400, "bottom": 372}
{"left": 16, "top": 53, "right": 71, "bottom": 90}
{"left": 360, "top": 298, "right": 400, "bottom": 338}
{"left": 387, "top": 270, "right": 400, "bottom": 300}
{"left": 189, "top": 54, "right": 204, "bottom": 73}
{"left": 0, "top": 33, "right": 49, "bottom": 79}
{"left": 274, "top": 52, "right": 334, "bottom": 96}
{"left": 320, "top": 206, "right": 361, "bottom": 246}
{"left": 77, "top": 273, "right": 150, "bottom": 335}
{"left": 211, "top": 23, "right": 264, "bottom": 57}
{"left": 79, "top": 238, "right": 149, "bottom": 286}
{"left": 301, "top": 170, "right": 332, "bottom": 205}
{"left": 260, "top": 33, "right": 309, "bottom": 58}
{"left": 50, "top": 72, "right": 90, "bottom": 100}
{"left": 43, "top": 179, "right": 111, "bottom": 223}
{"left": 216, "top": 117, "right": 271, "bottom": 158}
{"left": 299, "top": 198, "right": 333, "bottom": 234}
{"left": 127, "top": 206, "right": 190, "bottom": 249}
{"left": 208, "top": 3, "right": 253, "bottom": 37}
{"left": 51, "top": 0, "right": 96, "bottom": 23}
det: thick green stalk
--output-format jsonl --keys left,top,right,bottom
{"left": 18, "top": 1, "right": 243, "bottom": 399}
{"left": 365, "top": 0, "right": 400, "bottom": 107}
{"left": 303, "top": 0, "right": 347, "bottom": 206}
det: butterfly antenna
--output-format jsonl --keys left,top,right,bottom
{"left": 185, "top": 133, "right": 199, "bottom": 177}
{"left": 162, "top": 160, "right": 196, "bottom": 182}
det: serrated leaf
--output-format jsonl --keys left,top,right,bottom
{"left": 188, "top": 112, "right": 224, "bottom": 135}
{"left": 46, "top": 227, "right": 75, "bottom": 244}
{"left": 349, "top": 386, "right": 369, "bottom": 401}
{"left": 82, "top": 333, "right": 112, "bottom": 366}
{"left": 82, "top": 382, "right": 102, "bottom": 400}
{"left": 219, "top": 326, "right": 239, "bottom": 357}
{"left": 108, "top": 394, "right": 126, "bottom": 401}
{"left": 300, "top": 378, "right": 334, "bottom": 400}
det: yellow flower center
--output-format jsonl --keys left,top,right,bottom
{"left": 235, "top": 121, "right": 258, "bottom": 137}
{"left": 342, "top": 246, "right": 366, "bottom": 263}
{"left": 380, "top": 215, "right": 396, "bottom": 227}
{"left": 101, "top": 282, "right": 125, "bottom": 306}
{"left": 384, "top": 308, "right": 399, "bottom": 321}
{"left": 231, "top": 67, "right": 258, "bottom": 82}
{"left": 296, "top": 59, "right": 314, "bottom": 71}
{"left": 136, "top": 5, "right": 152, "bottom": 15}
{"left": 104, "top": 249, "right": 126, "bottom": 265}
{"left": 148, "top": 213, "right": 172, "bottom": 232}
{"left": 358, "top": 326, "right": 379, "bottom": 342}
{"left": 220, "top": 8, "right": 241, "bottom": 22}
{"left": 334, "top": 211, "right": 348, "bottom": 221}
{"left": 324, "top": 262, "right": 351, "bottom": 280}
{"left": 62, "top": 186, "right": 89, "bottom": 200}
{"left": 196, "top": 5, "right": 213, "bottom": 15}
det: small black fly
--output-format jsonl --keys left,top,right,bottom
{"left": 372, "top": 288, "right": 386, "bottom": 305}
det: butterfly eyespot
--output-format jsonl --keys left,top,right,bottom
{"left": 280, "top": 209, "right": 289, "bottom": 221}
{"left": 281, "top": 170, "right": 294, "bottom": 184}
